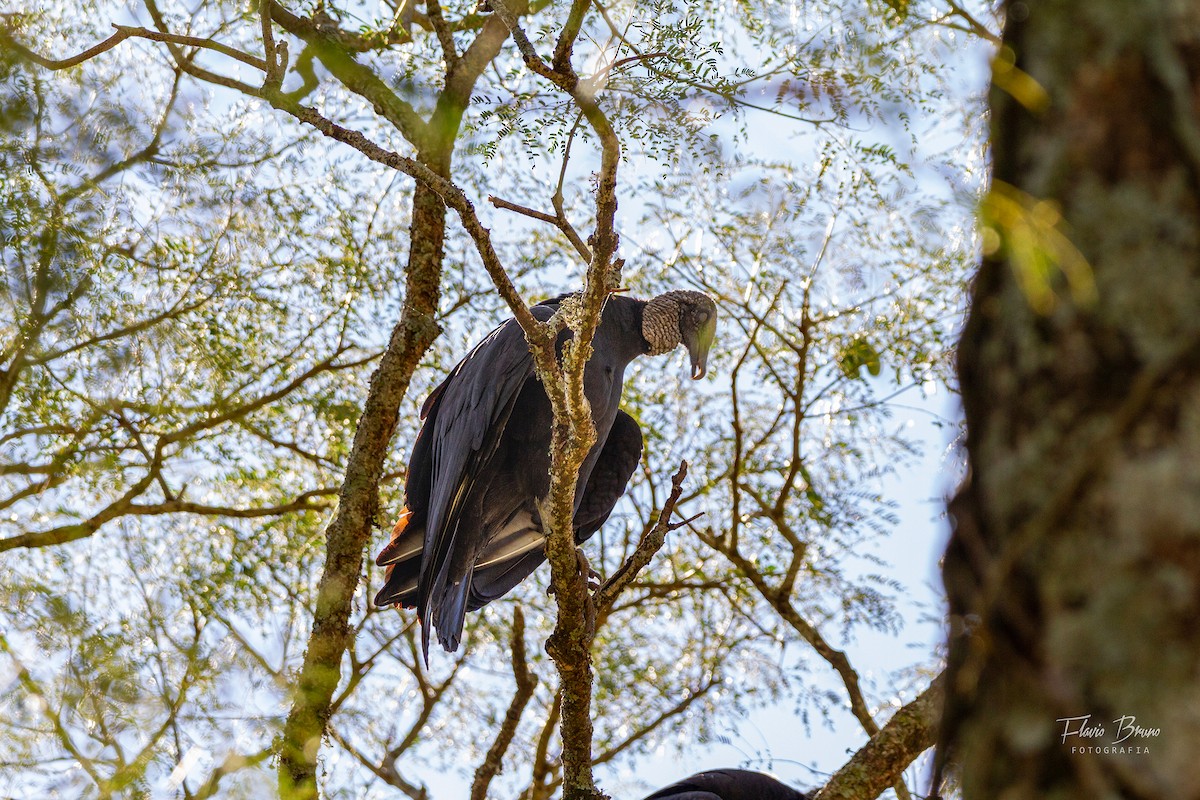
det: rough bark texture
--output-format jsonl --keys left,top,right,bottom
{"left": 941, "top": 2, "right": 1200, "bottom": 799}
{"left": 484, "top": 5, "right": 624, "bottom": 798}
{"left": 815, "top": 673, "right": 943, "bottom": 800}
{"left": 278, "top": 165, "right": 448, "bottom": 800}
{"left": 277, "top": 13, "right": 514, "bottom": 795}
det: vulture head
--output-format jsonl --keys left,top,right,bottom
{"left": 643, "top": 290, "right": 718, "bottom": 379}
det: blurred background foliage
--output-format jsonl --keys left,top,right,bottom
{"left": 0, "top": 0, "right": 994, "bottom": 797}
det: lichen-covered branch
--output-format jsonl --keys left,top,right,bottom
{"left": 277, "top": 205, "right": 445, "bottom": 800}
{"left": 273, "top": 14, "right": 515, "bottom": 795}
{"left": 476, "top": 6, "right": 628, "bottom": 797}
{"left": 815, "top": 672, "right": 943, "bottom": 800}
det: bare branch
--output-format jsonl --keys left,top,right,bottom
{"left": 190, "top": 748, "right": 275, "bottom": 800}
{"left": 0, "top": 348, "right": 363, "bottom": 553}
{"left": 0, "top": 21, "right": 273, "bottom": 74}
{"left": 0, "top": 25, "right": 133, "bottom": 70}
{"left": 940, "top": 0, "right": 1001, "bottom": 45}
{"left": 327, "top": 727, "right": 431, "bottom": 800}
{"left": 486, "top": 0, "right": 564, "bottom": 86}
{"left": 425, "top": 0, "right": 459, "bottom": 67}
{"left": 596, "top": 461, "right": 690, "bottom": 615}
{"left": 112, "top": 24, "right": 269, "bottom": 71}
{"left": 0, "top": 633, "right": 105, "bottom": 788}
{"left": 523, "top": 691, "right": 563, "bottom": 800}
{"left": 551, "top": 112, "right": 594, "bottom": 265}
{"left": 259, "top": 91, "right": 546, "bottom": 341}
{"left": 124, "top": 489, "right": 334, "bottom": 519}
{"left": 699, "top": 528, "right": 883, "bottom": 741}
{"left": 471, "top": 606, "right": 538, "bottom": 800}
{"left": 551, "top": 0, "right": 590, "bottom": 76}
{"left": 488, "top": 194, "right": 591, "bottom": 264}
{"left": 0, "top": 468, "right": 160, "bottom": 553}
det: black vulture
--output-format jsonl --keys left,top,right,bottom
{"left": 642, "top": 769, "right": 810, "bottom": 800}
{"left": 374, "top": 290, "right": 717, "bottom": 658}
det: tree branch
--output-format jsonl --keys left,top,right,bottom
{"left": 266, "top": 1, "right": 429, "bottom": 144}
{"left": 488, "top": 194, "right": 591, "bottom": 264}
{"left": 425, "top": 0, "right": 459, "bottom": 67}
{"left": 595, "top": 461, "right": 690, "bottom": 615}
{"left": 190, "top": 748, "right": 275, "bottom": 800}
{"left": 112, "top": 24, "right": 269, "bottom": 71}
{"left": 273, "top": 9, "right": 517, "bottom": 795}
{"left": 471, "top": 606, "right": 538, "bottom": 800}
{"left": 481, "top": 5, "right": 626, "bottom": 798}
{"left": 815, "top": 673, "right": 944, "bottom": 800}
{"left": 0, "top": 25, "right": 133, "bottom": 70}
{"left": 551, "top": 0, "right": 590, "bottom": 75}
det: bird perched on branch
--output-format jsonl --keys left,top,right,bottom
{"left": 375, "top": 290, "right": 717, "bottom": 658}
{"left": 642, "top": 769, "right": 809, "bottom": 800}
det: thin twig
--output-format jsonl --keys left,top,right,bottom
{"left": 488, "top": 195, "right": 591, "bottom": 264}
{"left": 550, "top": 112, "right": 594, "bottom": 264}
{"left": 596, "top": 461, "right": 691, "bottom": 615}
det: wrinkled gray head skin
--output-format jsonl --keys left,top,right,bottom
{"left": 642, "top": 290, "right": 718, "bottom": 379}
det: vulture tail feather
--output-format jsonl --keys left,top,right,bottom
{"left": 432, "top": 568, "right": 474, "bottom": 653}
{"left": 375, "top": 507, "right": 419, "bottom": 566}
{"left": 373, "top": 507, "right": 426, "bottom": 609}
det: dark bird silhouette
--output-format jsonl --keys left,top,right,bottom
{"left": 374, "top": 290, "right": 717, "bottom": 658}
{"left": 642, "top": 769, "right": 810, "bottom": 800}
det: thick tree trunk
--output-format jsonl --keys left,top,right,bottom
{"left": 942, "top": 2, "right": 1200, "bottom": 799}
{"left": 275, "top": 13, "right": 513, "bottom": 795}
{"left": 278, "top": 172, "right": 447, "bottom": 799}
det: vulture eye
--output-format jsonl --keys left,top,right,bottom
{"left": 696, "top": 310, "right": 710, "bottom": 322}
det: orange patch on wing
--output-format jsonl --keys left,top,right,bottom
{"left": 378, "top": 506, "right": 420, "bottom": 608}
{"left": 375, "top": 506, "right": 415, "bottom": 567}
{"left": 390, "top": 506, "right": 413, "bottom": 542}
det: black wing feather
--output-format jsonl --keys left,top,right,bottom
{"left": 416, "top": 305, "right": 556, "bottom": 652}
{"left": 466, "top": 409, "right": 642, "bottom": 608}
{"left": 378, "top": 294, "right": 654, "bottom": 657}
{"left": 573, "top": 409, "right": 643, "bottom": 542}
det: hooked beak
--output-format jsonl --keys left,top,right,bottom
{"left": 684, "top": 317, "right": 716, "bottom": 380}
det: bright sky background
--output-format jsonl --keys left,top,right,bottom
{"left": 413, "top": 10, "right": 992, "bottom": 795}
{"left": 0, "top": 4, "right": 995, "bottom": 797}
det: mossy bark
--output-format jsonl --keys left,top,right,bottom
{"left": 942, "top": 2, "right": 1200, "bottom": 798}
{"left": 278, "top": 161, "right": 448, "bottom": 800}
{"left": 277, "top": 13, "right": 514, "bottom": 796}
{"left": 816, "top": 673, "right": 943, "bottom": 800}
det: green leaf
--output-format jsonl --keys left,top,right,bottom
{"left": 838, "top": 336, "right": 883, "bottom": 379}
